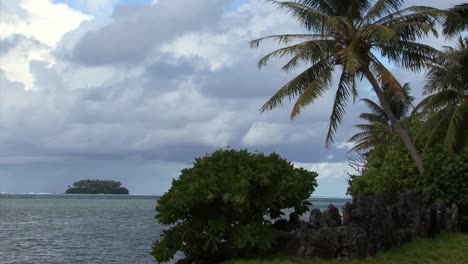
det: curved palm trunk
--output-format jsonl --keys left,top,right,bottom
{"left": 362, "top": 67, "right": 425, "bottom": 174}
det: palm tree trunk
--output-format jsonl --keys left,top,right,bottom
{"left": 362, "top": 67, "right": 425, "bottom": 174}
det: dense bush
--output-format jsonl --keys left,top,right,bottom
{"left": 151, "top": 149, "right": 318, "bottom": 263}
{"left": 347, "top": 140, "right": 418, "bottom": 201}
{"left": 416, "top": 147, "right": 468, "bottom": 227}
{"left": 348, "top": 125, "right": 468, "bottom": 228}
{"left": 347, "top": 118, "right": 422, "bottom": 201}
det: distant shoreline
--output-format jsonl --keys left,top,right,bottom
{"left": 0, "top": 192, "right": 351, "bottom": 199}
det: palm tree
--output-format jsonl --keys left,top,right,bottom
{"left": 414, "top": 37, "right": 468, "bottom": 153}
{"left": 251, "top": 0, "right": 444, "bottom": 174}
{"left": 443, "top": 3, "right": 468, "bottom": 37}
{"left": 348, "top": 83, "right": 414, "bottom": 153}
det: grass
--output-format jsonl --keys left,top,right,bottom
{"left": 224, "top": 233, "right": 468, "bottom": 264}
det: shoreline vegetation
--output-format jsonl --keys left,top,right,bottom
{"left": 224, "top": 233, "right": 468, "bottom": 264}
{"left": 149, "top": 0, "right": 468, "bottom": 261}
{"left": 65, "top": 179, "right": 129, "bottom": 195}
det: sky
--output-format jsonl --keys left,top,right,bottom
{"left": 0, "top": 0, "right": 463, "bottom": 196}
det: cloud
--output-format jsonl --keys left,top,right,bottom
{"left": 0, "top": 0, "right": 465, "bottom": 196}
{"left": 68, "top": 0, "right": 232, "bottom": 65}
{"left": 295, "top": 161, "right": 351, "bottom": 197}
{"left": 0, "top": 0, "right": 91, "bottom": 46}
{"left": 0, "top": 0, "right": 90, "bottom": 88}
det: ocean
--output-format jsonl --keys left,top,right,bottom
{"left": 0, "top": 194, "right": 350, "bottom": 264}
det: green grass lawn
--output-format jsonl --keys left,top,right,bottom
{"left": 224, "top": 233, "right": 468, "bottom": 264}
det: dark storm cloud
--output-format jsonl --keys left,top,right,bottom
{"left": 69, "top": 0, "right": 232, "bottom": 65}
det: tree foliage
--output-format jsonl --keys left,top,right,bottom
{"left": 65, "top": 179, "right": 129, "bottom": 194}
{"left": 347, "top": 116, "right": 422, "bottom": 201}
{"left": 416, "top": 147, "right": 468, "bottom": 209}
{"left": 348, "top": 83, "right": 414, "bottom": 153}
{"left": 443, "top": 3, "right": 468, "bottom": 37}
{"left": 414, "top": 37, "right": 468, "bottom": 153}
{"left": 151, "top": 149, "right": 318, "bottom": 263}
{"left": 251, "top": 0, "right": 446, "bottom": 174}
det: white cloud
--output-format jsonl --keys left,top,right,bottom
{"left": 1, "top": 0, "right": 91, "bottom": 46}
{"left": 78, "top": 0, "right": 119, "bottom": 14}
{"left": 0, "top": 0, "right": 91, "bottom": 88}
{"left": 242, "top": 122, "right": 287, "bottom": 146}
{"left": 295, "top": 161, "right": 350, "bottom": 181}
{"left": 160, "top": 33, "right": 236, "bottom": 71}
{"left": 336, "top": 141, "right": 354, "bottom": 150}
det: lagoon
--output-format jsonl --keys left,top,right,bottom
{"left": 0, "top": 194, "right": 349, "bottom": 264}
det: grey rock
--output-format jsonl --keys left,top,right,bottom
{"left": 451, "top": 203, "right": 460, "bottom": 232}
{"left": 288, "top": 212, "right": 300, "bottom": 230}
{"left": 309, "top": 208, "right": 322, "bottom": 230}
{"left": 349, "top": 195, "right": 393, "bottom": 254}
{"left": 397, "top": 189, "right": 422, "bottom": 238}
{"left": 272, "top": 230, "right": 303, "bottom": 256}
{"left": 273, "top": 219, "right": 289, "bottom": 231}
{"left": 320, "top": 204, "right": 342, "bottom": 228}
{"left": 342, "top": 202, "right": 352, "bottom": 226}
{"left": 337, "top": 224, "right": 370, "bottom": 259}
{"left": 304, "top": 227, "right": 340, "bottom": 258}
{"left": 271, "top": 190, "right": 461, "bottom": 261}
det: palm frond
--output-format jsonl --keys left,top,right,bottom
{"left": 360, "top": 23, "right": 398, "bottom": 43}
{"left": 443, "top": 3, "right": 468, "bottom": 37}
{"left": 359, "top": 113, "right": 389, "bottom": 124}
{"left": 368, "top": 55, "right": 408, "bottom": 103}
{"left": 418, "top": 107, "right": 453, "bottom": 152}
{"left": 260, "top": 58, "right": 333, "bottom": 113}
{"left": 412, "top": 94, "right": 434, "bottom": 116}
{"left": 348, "top": 139, "right": 376, "bottom": 153}
{"left": 376, "top": 6, "right": 442, "bottom": 27}
{"left": 284, "top": 0, "right": 334, "bottom": 15}
{"left": 361, "top": 0, "right": 404, "bottom": 24}
{"left": 249, "top": 34, "right": 332, "bottom": 48}
{"left": 254, "top": 40, "right": 334, "bottom": 69}
{"left": 360, "top": 98, "right": 386, "bottom": 117}
{"left": 337, "top": 41, "right": 363, "bottom": 74}
{"left": 325, "top": 16, "right": 355, "bottom": 35}
{"left": 289, "top": 77, "right": 331, "bottom": 118}
{"left": 418, "top": 89, "right": 461, "bottom": 112}
{"left": 347, "top": 130, "right": 373, "bottom": 143}
{"left": 325, "top": 67, "right": 355, "bottom": 146}
{"left": 355, "top": 124, "right": 376, "bottom": 131}
{"left": 445, "top": 101, "right": 468, "bottom": 152}
{"left": 375, "top": 41, "right": 440, "bottom": 71}
{"left": 266, "top": 1, "right": 331, "bottom": 32}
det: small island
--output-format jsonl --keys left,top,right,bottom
{"left": 65, "top": 179, "right": 129, "bottom": 194}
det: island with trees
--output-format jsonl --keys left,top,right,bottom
{"left": 65, "top": 179, "right": 129, "bottom": 194}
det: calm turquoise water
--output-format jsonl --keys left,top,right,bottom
{"left": 0, "top": 194, "right": 350, "bottom": 263}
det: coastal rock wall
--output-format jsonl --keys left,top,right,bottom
{"left": 273, "top": 190, "right": 460, "bottom": 260}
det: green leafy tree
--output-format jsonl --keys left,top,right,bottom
{"left": 251, "top": 0, "right": 445, "bottom": 174}
{"left": 151, "top": 149, "right": 318, "bottom": 263}
{"left": 347, "top": 116, "right": 422, "bottom": 201}
{"left": 348, "top": 83, "right": 414, "bottom": 153}
{"left": 416, "top": 146, "right": 468, "bottom": 229}
{"left": 414, "top": 37, "right": 468, "bottom": 153}
{"left": 416, "top": 147, "right": 468, "bottom": 209}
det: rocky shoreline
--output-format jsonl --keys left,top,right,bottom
{"left": 272, "top": 189, "right": 460, "bottom": 260}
